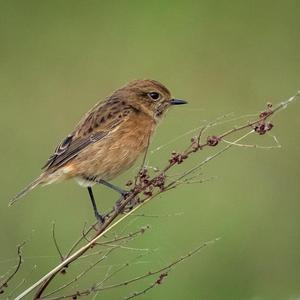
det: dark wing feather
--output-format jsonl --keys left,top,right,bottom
{"left": 42, "top": 134, "right": 73, "bottom": 169}
{"left": 42, "top": 131, "right": 107, "bottom": 171}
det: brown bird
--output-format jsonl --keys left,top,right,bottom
{"left": 9, "top": 79, "right": 187, "bottom": 222}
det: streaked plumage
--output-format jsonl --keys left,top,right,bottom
{"left": 9, "top": 79, "right": 187, "bottom": 220}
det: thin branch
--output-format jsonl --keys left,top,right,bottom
{"left": 65, "top": 222, "right": 97, "bottom": 258}
{"left": 42, "top": 247, "right": 114, "bottom": 298}
{"left": 94, "top": 252, "right": 149, "bottom": 290}
{"left": 52, "top": 222, "right": 64, "bottom": 261}
{"left": 91, "top": 226, "right": 149, "bottom": 246}
{"left": 124, "top": 273, "right": 168, "bottom": 300}
{"left": 130, "top": 212, "right": 184, "bottom": 218}
{"left": 222, "top": 133, "right": 281, "bottom": 149}
{"left": 0, "top": 242, "right": 25, "bottom": 294}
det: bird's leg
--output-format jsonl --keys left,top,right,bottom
{"left": 96, "top": 179, "right": 128, "bottom": 197}
{"left": 87, "top": 186, "right": 105, "bottom": 223}
{"left": 85, "top": 177, "right": 129, "bottom": 214}
{"left": 96, "top": 179, "right": 130, "bottom": 210}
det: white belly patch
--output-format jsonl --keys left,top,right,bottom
{"left": 75, "top": 177, "right": 96, "bottom": 187}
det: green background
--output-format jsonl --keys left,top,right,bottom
{"left": 1, "top": 1, "right": 300, "bottom": 299}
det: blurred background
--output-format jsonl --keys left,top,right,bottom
{"left": 1, "top": 1, "right": 300, "bottom": 299}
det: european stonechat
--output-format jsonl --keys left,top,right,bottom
{"left": 10, "top": 79, "right": 187, "bottom": 222}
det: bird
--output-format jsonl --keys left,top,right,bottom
{"left": 9, "top": 79, "right": 187, "bottom": 222}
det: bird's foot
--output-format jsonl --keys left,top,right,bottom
{"left": 95, "top": 211, "right": 105, "bottom": 224}
{"left": 114, "top": 190, "right": 130, "bottom": 211}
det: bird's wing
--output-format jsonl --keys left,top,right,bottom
{"left": 42, "top": 99, "right": 134, "bottom": 172}
{"left": 41, "top": 131, "right": 109, "bottom": 171}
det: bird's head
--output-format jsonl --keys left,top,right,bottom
{"left": 114, "top": 79, "right": 187, "bottom": 121}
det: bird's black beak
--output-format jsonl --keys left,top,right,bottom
{"left": 170, "top": 98, "right": 188, "bottom": 105}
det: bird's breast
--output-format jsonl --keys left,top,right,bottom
{"left": 70, "top": 113, "right": 156, "bottom": 181}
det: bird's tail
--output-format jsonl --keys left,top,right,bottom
{"left": 9, "top": 175, "right": 46, "bottom": 206}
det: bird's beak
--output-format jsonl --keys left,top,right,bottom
{"left": 170, "top": 98, "right": 188, "bottom": 105}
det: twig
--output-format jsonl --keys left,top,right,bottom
{"left": 0, "top": 242, "right": 25, "bottom": 294}
{"left": 222, "top": 133, "right": 281, "bottom": 149}
{"left": 65, "top": 222, "right": 97, "bottom": 258}
{"left": 130, "top": 212, "right": 184, "bottom": 218}
{"left": 92, "top": 226, "right": 149, "bottom": 246}
{"left": 124, "top": 274, "right": 168, "bottom": 300}
{"left": 42, "top": 247, "right": 115, "bottom": 298}
{"left": 52, "top": 222, "right": 64, "bottom": 261}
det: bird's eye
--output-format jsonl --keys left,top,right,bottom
{"left": 148, "top": 92, "right": 160, "bottom": 101}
